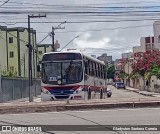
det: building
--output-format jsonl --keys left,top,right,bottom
{"left": 7, "top": 27, "right": 37, "bottom": 78}
{"left": 0, "top": 26, "right": 39, "bottom": 78}
{"left": 121, "top": 52, "right": 133, "bottom": 59}
{"left": 37, "top": 44, "right": 52, "bottom": 61}
{"left": 97, "top": 53, "right": 113, "bottom": 66}
{"left": 133, "top": 36, "right": 155, "bottom": 54}
{"left": 153, "top": 21, "right": 160, "bottom": 50}
{"left": 91, "top": 55, "right": 96, "bottom": 58}
{"left": 0, "top": 26, "right": 8, "bottom": 71}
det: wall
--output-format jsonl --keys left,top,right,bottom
{"left": 0, "top": 77, "right": 41, "bottom": 102}
{"left": 150, "top": 75, "right": 160, "bottom": 93}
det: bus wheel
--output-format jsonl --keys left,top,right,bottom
{"left": 100, "top": 89, "right": 103, "bottom": 99}
{"left": 88, "top": 89, "right": 91, "bottom": 100}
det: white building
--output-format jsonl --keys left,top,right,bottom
{"left": 133, "top": 36, "right": 155, "bottom": 54}
{"left": 121, "top": 52, "right": 133, "bottom": 59}
{"left": 153, "top": 21, "right": 160, "bottom": 50}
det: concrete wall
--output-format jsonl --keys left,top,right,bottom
{"left": 0, "top": 27, "right": 8, "bottom": 71}
{"left": 0, "top": 77, "right": 41, "bottom": 102}
{"left": 150, "top": 75, "right": 160, "bottom": 93}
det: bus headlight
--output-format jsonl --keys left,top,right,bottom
{"left": 74, "top": 86, "right": 83, "bottom": 94}
{"left": 41, "top": 87, "right": 51, "bottom": 95}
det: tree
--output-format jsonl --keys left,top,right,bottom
{"left": 106, "top": 64, "right": 115, "bottom": 79}
{"left": 132, "top": 50, "right": 160, "bottom": 77}
{"left": 144, "top": 64, "right": 160, "bottom": 80}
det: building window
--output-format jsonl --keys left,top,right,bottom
{"left": 38, "top": 51, "right": 42, "bottom": 54}
{"left": 9, "top": 51, "right": 14, "bottom": 58}
{"left": 9, "top": 37, "right": 13, "bottom": 43}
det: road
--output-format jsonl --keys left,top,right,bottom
{"left": 0, "top": 107, "right": 160, "bottom": 134}
{"left": 7, "top": 85, "right": 155, "bottom": 103}
{"left": 108, "top": 85, "right": 150, "bottom": 99}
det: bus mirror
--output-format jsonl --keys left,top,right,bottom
{"left": 37, "top": 64, "right": 41, "bottom": 72}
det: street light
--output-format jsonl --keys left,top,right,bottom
{"left": 60, "top": 35, "right": 79, "bottom": 51}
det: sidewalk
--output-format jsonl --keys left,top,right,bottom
{"left": 126, "top": 86, "right": 160, "bottom": 97}
{"left": 5, "top": 95, "right": 41, "bottom": 103}
{"left": 0, "top": 97, "right": 160, "bottom": 114}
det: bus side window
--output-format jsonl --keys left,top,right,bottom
{"left": 101, "top": 65, "right": 104, "bottom": 79}
{"left": 95, "top": 63, "right": 98, "bottom": 77}
{"left": 91, "top": 61, "right": 94, "bottom": 76}
{"left": 84, "top": 59, "right": 88, "bottom": 75}
{"left": 89, "top": 60, "right": 92, "bottom": 76}
{"left": 100, "top": 64, "right": 102, "bottom": 78}
{"left": 98, "top": 64, "right": 101, "bottom": 78}
{"left": 103, "top": 66, "right": 106, "bottom": 79}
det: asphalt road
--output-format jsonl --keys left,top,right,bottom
{"left": 107, "top": 85, "right": 151, "bottom": 99}
{"left": 0, "top": 107, "right": 160, "bottom": 134}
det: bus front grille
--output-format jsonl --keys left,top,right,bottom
{"left": 55, "top": 95, "right": 70, "bottom": 99}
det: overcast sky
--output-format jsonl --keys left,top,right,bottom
{"left": 0, "top": 0, "right": 159, "bottom": 60}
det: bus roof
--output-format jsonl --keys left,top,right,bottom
{"left": 43, "top": 51, "right": 105, "bottom": 65}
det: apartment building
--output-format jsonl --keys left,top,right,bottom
{"left": 0, "top": 26, "right": 8, "bottom": 71}
{"left": 0, "top": 26, "right": 39, "bottom": 78}
{"left": 97, "top": 53, "right": 113, "bottom": 67}
{"left": 133, "top": 36, "right": 155, "bottom": 54}
{"left": 153, "top": 21, "right": 160, "bottom": 50}
{"left": 121, "top": 52, "right": 133, "bottom": 59}
{"left": 37, "top": 44, "right": 52, "bottom": 61}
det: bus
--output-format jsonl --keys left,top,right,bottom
{"left": 37, "top": 51, "right": 111, "bottom": 101}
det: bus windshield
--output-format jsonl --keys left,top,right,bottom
{"left": 41, "top": 61, "right": 83, "bottom": 85}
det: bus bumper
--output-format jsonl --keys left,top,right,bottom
{"left": 41, "top": 92, "right": 85, "bottom": 101}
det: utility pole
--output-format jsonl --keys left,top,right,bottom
{"left": 0, "top": 60, "right": 2, "bottom": 103}
{"left": 51, "top": 21, "right": 66, "bottom": 52}
{"left": 27, "top": 14, "right": 46, "bottom": 102}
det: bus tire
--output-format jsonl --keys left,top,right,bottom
{"left": 88, "top": 89, "right": 91, "bottom": 100}
{"left": 100, "top": 89, "right": 103, "bottom": 99}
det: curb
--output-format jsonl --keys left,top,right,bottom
{"left": 126, "top": 88, "right": 154, "bottom": 97}
{"left": 0, "top": 101, "right": 160, "bottom": 114}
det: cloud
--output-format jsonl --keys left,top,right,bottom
{"left": 1, "top": 0, "right": 158, "bottom": 60}
{"left": 73, "top": 32, "right": 111, "bottom": 49}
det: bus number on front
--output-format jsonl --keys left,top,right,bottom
{"left": 49, "top": 77, "right": 57, "bottom": 81}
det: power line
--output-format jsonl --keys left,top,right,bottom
{"left": 0, "top": 18, "right": 159, "bottom": 24}
{"left": 0, "top": 0, "right": 9, "bottom": 7}
{"left": 5, "top": 0, "right": 160, "bottom": 8}
{"left": 54, "top": 24, "right": 153, "bottom": 34}
{"left": 1, "top": 10, "right": 160, "bottom": 15}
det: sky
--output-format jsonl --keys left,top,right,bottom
{"left": 0, "top": 0, "right": 160, "bottom": 60}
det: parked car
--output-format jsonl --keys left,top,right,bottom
{"left": 107, "top": 88, "right": 112, "bottom": 97}
{"left": 115, "top": 82, "right": 126, "bottom": 89}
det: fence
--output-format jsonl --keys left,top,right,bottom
{"left": 0, "top": 77, "right": 41, "bottom": 103}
